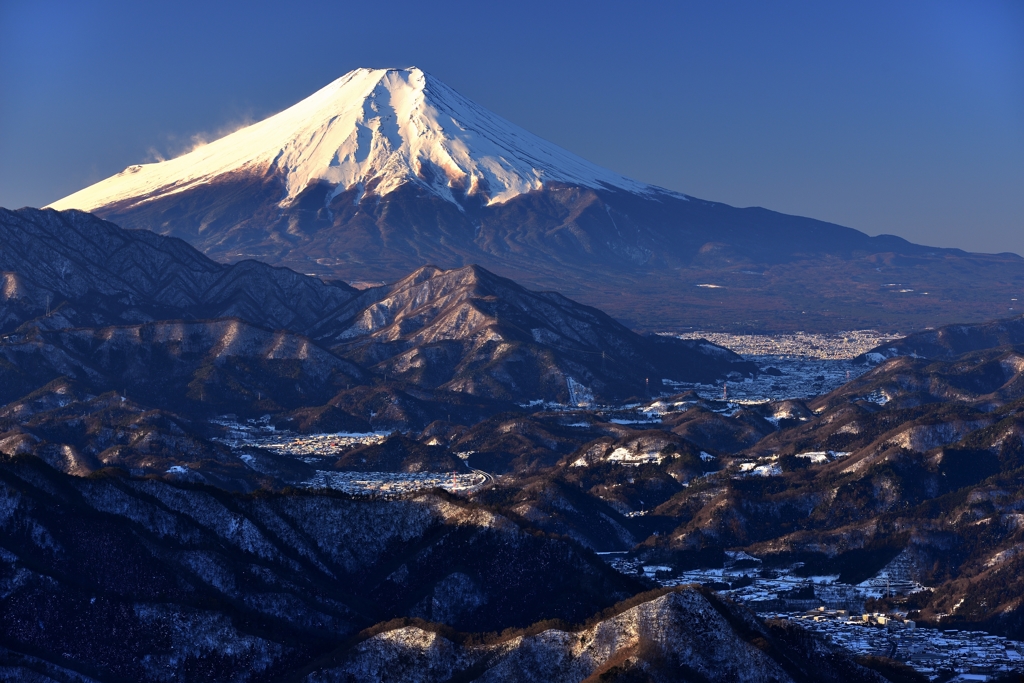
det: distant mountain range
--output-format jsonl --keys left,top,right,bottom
{"left": 0, "top": 206, "right": 749, "bottom": 425}
{"left": 48, "top": 67, "right": 1024, "bottom": 332}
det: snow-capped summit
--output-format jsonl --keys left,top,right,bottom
{"left": 50, "top": 67, "right": 674, "bottom": 212}
{"left": 43, "top": 68, "right": 1024, "bottom": 335}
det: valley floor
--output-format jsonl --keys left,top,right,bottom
{"left": 671, "top": 330, "right": 902, "bottom": 402}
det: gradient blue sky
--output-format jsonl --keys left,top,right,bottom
{"left": 2, "top": 0, "right": 1022, "bottom": 254}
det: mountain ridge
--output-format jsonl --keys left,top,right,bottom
{"left": 0, "top": 208, "right": 752, "bottom": 412}
{"left": 0, "top": 207, "right": 360, "bottom": 337}
{"left": 45, "top": 69, "right": 1024, "bottom": 332}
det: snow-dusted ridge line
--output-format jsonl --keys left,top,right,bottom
{"left": 49, "top": 67, "right": 685, "bottom": 212}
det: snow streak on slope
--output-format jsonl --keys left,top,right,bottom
{"left": 50, "top": 68, "right": 681, "bottom": 212}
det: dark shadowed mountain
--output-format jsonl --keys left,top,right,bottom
{"left": 0, "top": 455, "right": 648, "bottom": 681}
{"left": 49, "top": 67, "right": 1024, "bottom": 333}
{"left": 0, "top": 207, "right": 361, "bottom": 337}
{"left": 0, "top": 454, "right": 890, "bottom": 683}
{"left": 0, "top": 317, "right": 364, "bottom": 413}
{"left": 861, "top": 313, "right": 1024, "bottom": 361}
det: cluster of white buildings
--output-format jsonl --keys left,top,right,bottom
{"left": 599, "top": 555, "right": 1023, "bottom": 680}
{"left": 210, "top": 417, "right": 492, "bottom": 496}
{"left": 786, "top": 608, "right": 1024, "bottom": 680}
{"left": 245, "top": 432, "right": 391, "bottom": 461}
{"left": 211, "top": 416, "right": 391, "bottom": 462}
{"left": 303, "top": 470, "right": 488, "bottom": 496}
{"left": 730, "top": 451, "right": 849, "bottom": 478}
{"left": 663, "top": 330, "right": 905, "bottom": 403}
{"left": 665, "top": 355, "right": 869, "bottom": 403}
{"left": 676, "top": 330, "right": 901, "bottom": 360}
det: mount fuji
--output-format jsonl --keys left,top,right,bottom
{"left": 50, "top": 67, "right": 1024, "bottom": 332}
{"left": 52, "top": 67, "right": 670, "bottom": 212}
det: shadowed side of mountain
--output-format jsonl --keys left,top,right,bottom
{"left": 861, "top": 314, "right": 1024, "bottom": 361}
{"left": 0, "top": 377, "right": 314, "bottom": 490}
{"left": 1, "top": 208, "right": 751, "bottom": 406}
{"left": 0, "top": 317, "right": 363, "bottom": 414}
{"left": 0, "top": 456, "right": 647, "bottom": 681}
{"left": 0, "top": 207, "right": 360, "bottom": 337}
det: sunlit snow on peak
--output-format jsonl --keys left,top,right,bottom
{"left": 50, "top": 67, "right": 681, "bottom": 212}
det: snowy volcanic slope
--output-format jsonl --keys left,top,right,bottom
{"left": 50, "top": 67, "right": 677, "bottom": 211}
{"left": 45, "top": 68, "right": 1024, "bottom": 335}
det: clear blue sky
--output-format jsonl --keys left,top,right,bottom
{"left": 1, "top": 0, "right": 1022, "bottom": 255}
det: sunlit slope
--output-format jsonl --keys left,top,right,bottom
{"left": 50, "top": 67, "right": 668, "bottom": 213}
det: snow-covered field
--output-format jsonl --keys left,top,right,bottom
{"left": 211, "top": 416, "right": 491, "bottom": 495}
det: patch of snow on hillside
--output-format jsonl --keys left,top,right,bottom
{"left": 566, "top": 376, "right": 594, "bottom": 407}
{"left": 795, "top": 452, "right": 829, "bottom": 464}
{"left": 606, "top": 446, "right": 663, "bottom": 466}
